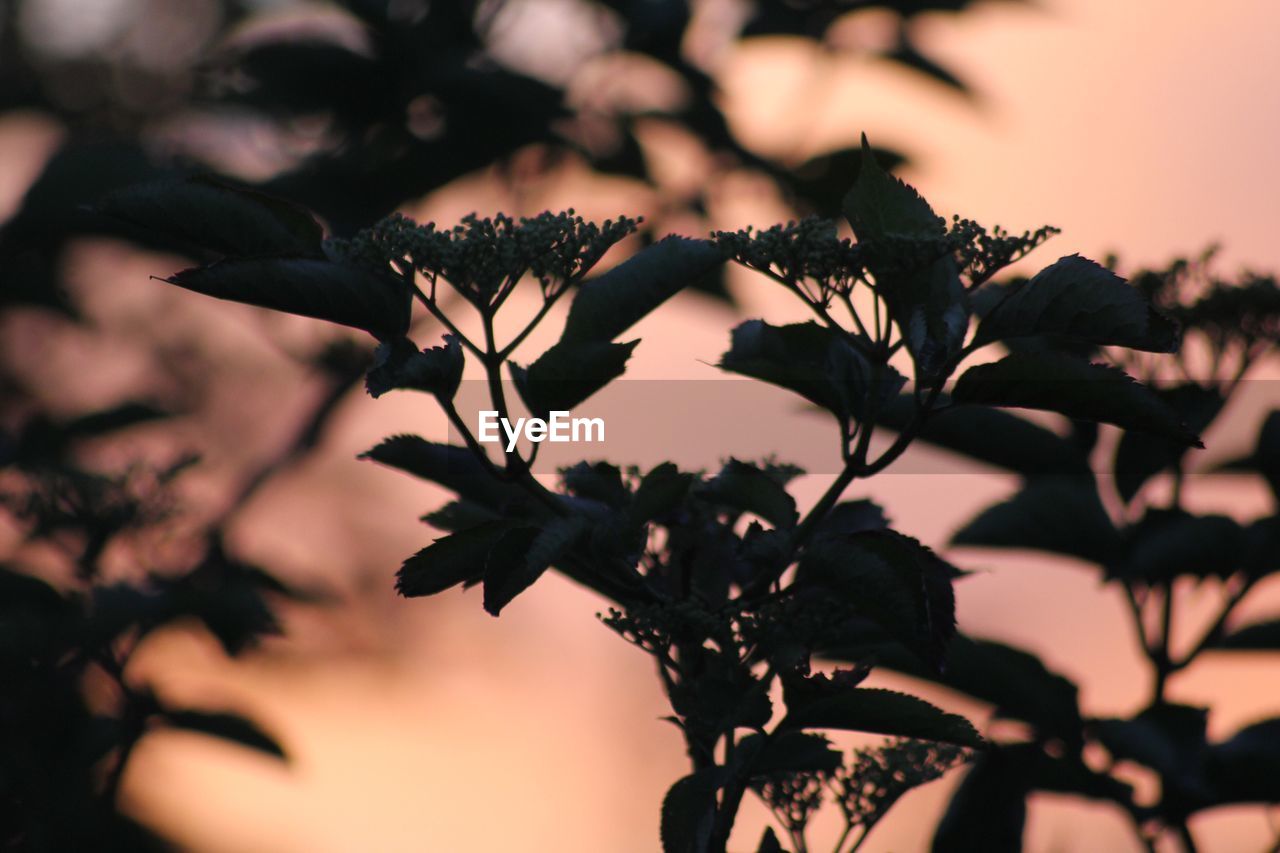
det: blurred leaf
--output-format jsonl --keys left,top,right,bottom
{"left": 757, "top": 826, "right": 786, "bottom": 853}
{"left": 1215, "top": 410, "right": 1280, "bottom": 503}
{"left": 1213, "top": 618, "right": 1280, "bottom": 651}
{"left": 1114, "top": 384, "right": 1224, "bottom": 502}
{"left": 1092, "top": 704, "right": 1210, "bottom": 803}
{"left": 953, "top": 352, "right": 1202, "bottom": 446}
{"left": 164, "top": 258, "right": 411, "bottom": 341}
{"left": 1205, "top": 717, "right": 1280, "bottom": 804}
{"left": 951, "top": 477, "right": 1123, "bottom": 565}
{"left": 561, "top": 236, "right": 724, "bottom": 344}
{"left": 782, "top": 687, "right": 982, "bottom": 747}
{"left": 95, "top": 176, "right": 324, "bottom": 258}
{"left": 878, "top": 394, "right": 1093, "bottom": 478}
{"left": 844, "top": 136, "right": 966, "bottom": 378}
{"left": 972, "top": 255, "right": 1180, "bottom": 353}
{"left": 1119, "top": 510, "right": 1246, "bottom": 582}
{"left": 396, "top": 521, "right": 522, "bottom": 598}
{"left": 700, "top": 459, "right": 799, "bottom": 530}
{"left": 510, "top": 339, "right": 638, "bottom": 418}
{"left": 810, "top": 499, "right": 891, "bottom": 542}
{"left": 719, "top": 320, "right": 904, "bottom": 423}
{"left": 885, "top": 31, "right": 970, "bottom": 96}
{"left": 163, "top": 709, "right": 285, "bottom": 759}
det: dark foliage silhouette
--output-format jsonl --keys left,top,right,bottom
{"left": 852, "top": 252, "right": 1280, "bottom": 852}
{"left": 118, "top": 138, "right": 1217, "bottom": 851}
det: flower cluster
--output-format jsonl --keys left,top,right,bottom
{"left": 753, "top": 770, "right": 826, "bottom": 836}
{"left": 949, "top": 218, "right": 1060, "bottom": 288}
{"left": 829, "top": 738, "right": 971, "bottom": 832}
{"left": 332, "top": 210, "right": 640, "bottom": 307}
{"left": 714, "top": 218, "right": 864, "bottom": 294}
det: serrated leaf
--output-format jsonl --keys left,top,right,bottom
{"left": 1114, "top": 384, "right": 1224, "bottom": 502}
{"left": 396, "top": 521, "right": 520, "bottom": 597}
{"left": 972, "top": 254, "right": 1180, "bottom": 353}
{"left": 510, "top": 339, "right": 637, "bottom": 418}
{"left": 800, "top": 530, "right": 956, "bottom": 668}
{"left": 365, "top": 335, "right": 463, "bottom": 399}
{"left": 848, "top": 634, "right": 1083, "bottom": 747}
{"left": 483, "top": 516, "right": 588, "bottom": 615}
{"left": 844, "top": 136, "right": 967, "bottom": 379}
{"left": 164, "top": 257, "right": 411, "bottom": 340}
{"left": 701, "top": 458, "right": 799, "bottom": 529}
{"left": 96, "top": 175, "right": 324, "bottom": 258}
{"left": 718, "top": 320, "right": 904, "bottom": 422}
{"left": 661, "top": 768, "right": 725, "bottom": 853}
{"left": 359, "top": 436, "right": 524, "bottom": 510}
{"left": 782, "top": 687, "right": 982, "bottom": 747}
{"left": 952, "top": 352, "right": 1201, "bottom": 446}
{"left": 878, "top": 394, "right": 1092, "bottom": 478}
{"left": 163, "top": 709, "right": 285, "bottom": 759}
{"left": 951, "top": 477, "right": 1123, "bottom": 565}
{"left": 562, "top": 236, "right": 723, "bottom": 344}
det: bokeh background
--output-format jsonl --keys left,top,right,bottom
{"left": 2, "top": 0, "right": 1278, "bottom": 850}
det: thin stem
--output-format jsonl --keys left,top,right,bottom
{"left": 498, "top": 284, "right": 570, "bottom": 362}
{"left": 1173, "top": 574, "right": 1257, "bottom": 669}
{"left": 1152, "top": 582, "right": 1175, "bottom": 704}
{"left": 408, "top": 278, "right": 484, "bottom": 359}
{"left": 1175, "top": 821, "right": 1199, "bottom": 853}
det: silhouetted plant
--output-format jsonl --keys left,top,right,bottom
{"left": 0, "top": 404, "right": 308, "bottom": 850}
{"left": 824, "top": 251, "right": 1280, "bottom": 852}
{"left": 114, "top": 137, "right": 1215, "bottom": 851}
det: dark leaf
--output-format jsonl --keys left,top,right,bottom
{"left": 951, "top": 477, "right": 1123, "bottom": 565}
{"left": 700, "top": 459, "right": 799, "bottom": 530}
{"left": 800, "top": 530, "right": 957, "bottom": 668}
{"left": 952, "top": 352, "right": 1201, "bottom": 446}
{"left": 510, "top": 339, "right": 638, "bottom": 418}
{"left": 483, "top": 517, "right": 588, "bottom": 615}
{"left": 1119, "top": 510, "right": 1246, "bottom": 582}
{"left": 782, "top": 687, "right": 983, "bottom": 747}
{"left": 1205, "top": 717, "right": 1280, "bottom": 804}
{"left": 96, "top": 176, "right": 323, "bottom": 258}
{"left": 365, "top": 335, "right": 463, "bottom": 399}
{"left": 788, "top": 145, "right": 906, "bottom": 218}
{"left": 844, "top": 136, "right": 966, "bottom": 378}
{"left": 561, "top": 236, "right": 724, "bottom": 344}
{"left": 757, "top": 826, "right": 787, "bottom": 853}
{"left": 628, "top": 462, "right": 696, "bottom": 524}
{"left": 718, "top": 320, "right": 904, "bottom": 422}
{"left": 163, "top": 709, "right": 285, "bottom": 759}
{"left": 661, "top": 769, "right": 724, "bottom": 853}
{"left": 396, "top": 522, "right": 521, "bottom": 597}
{"left": 164, "top": 258, "right": 411, "bottom": 340}
{"left": 561, "top": 462, "right": 630, "bottom": 509}
{"left": 1211, "top": 618, "right": 1280, "bottom": 651}
{"left": 932, "top": 749, "right": 1026, "bottom": 853}
{"left": 360, "top": 436, "right": 525, "bottom": 511}
{"left": 878, "top": 393, "right": 1093, "bottom": 478}
{"left": 741, "top": 731, "right": 843, "bottom": 777}
{"left": 810, "top": 499, "right": 890, "bottom": 542}
{"left": 1091, "top": 704, "right": 1210, "bottom": 803}
{"left": 972, "top": 254, "right": 1180, "bottom": 353}
{"left": 1114, "top": 384, "right": 1224, "bottom": 502}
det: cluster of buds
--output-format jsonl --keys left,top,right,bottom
{"left": 331, "top": 210, "right": 640, "bottom": 308}
{"left": 714, "top": 218, "right": 864, "bottom": 296}
{"left": 949, "top": 217, "right": 1060, "bottom": 289}
{"left": 829, "top": 738, "right": 971, "bottom": 831}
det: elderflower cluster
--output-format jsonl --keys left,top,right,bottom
{"left": 331, "top": 210, "right": 640, "bottom": 306}
{"left": 949, "top": 217, "right": 1060, "bottom": 288}
{"left": 714, "top": 218, "right": 864, "bottom": 294}
{"left": 829, "top": 738, "right": 970, "bottom": 830}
